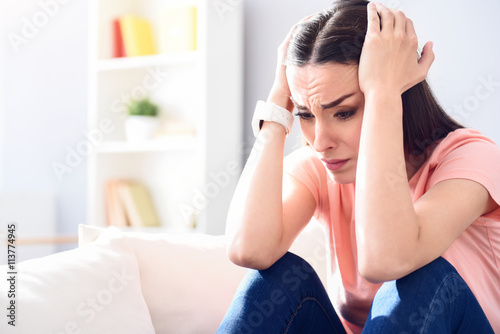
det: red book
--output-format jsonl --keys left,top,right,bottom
{"left": 112, "top": 18, "right": 125, "bottom": 58}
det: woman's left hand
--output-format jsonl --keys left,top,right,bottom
{"left": 358, "top": 3, "right": 435, "bottom": 96}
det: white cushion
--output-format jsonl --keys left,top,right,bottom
{"left": 123, "top": 232, "right": 247, "bottom": 334}
{"left": 77, "top": 221, "right": 327, "bottom": 334}
{"left": 0, "top": 227, "right": 155, "bottom": 334}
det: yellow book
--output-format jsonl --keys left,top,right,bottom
{"left": 119, "top": 15, "right": 156, "bottom": 57}
{"left": 159, "top": 6, "right": 197, "bottom": 53}
{"left": 117, "top": 180, "right": 160, "bottom": 227}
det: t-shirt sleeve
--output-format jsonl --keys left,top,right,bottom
{"left": 428, "top": 136, "right": 500, "bottom": 206}
{"left": 284, "top": 146, "right": 327, "bottom": 219}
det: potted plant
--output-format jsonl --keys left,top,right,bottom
{"left": 124, "top": 98, "right": 160, "bottom": 141}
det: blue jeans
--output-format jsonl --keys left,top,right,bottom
{"left": 217, "top": 252, "right": 493, "bottom": 333}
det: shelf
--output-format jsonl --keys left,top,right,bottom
{"left": 96, "top": 52, "right": 199, "bottom": 71}
{"left": 88, "top": 0, "right": 243, "bottom": 235}
{"left": 96, "top": 137, "right": 198, "bottom": 154}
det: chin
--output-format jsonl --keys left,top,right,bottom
{"left": 327, "top": 170, "right": 356, "bottom": 184}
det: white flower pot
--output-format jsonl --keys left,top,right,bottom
{"left": 125, "top": 116, "right": 160, "bottom": 141}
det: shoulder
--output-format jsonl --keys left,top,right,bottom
{"left": 284, "top": 145, "right": 325, "bottom": 176}
{"left": 433, "top": 128, "right": 500, "bottom": 157}
{"left": 423, "top": 128, "right": 500, "bottom": 173}
{"left": 284, "top": 145, "right": 330, "bottom": 208}
{"left": 424, "top": 128, "right": 500, "bottom": 203}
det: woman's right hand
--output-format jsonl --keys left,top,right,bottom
{"left": 267, "top": 15, "right": 314, "bottom": 112}
{"left": 267, "top": 26, "right": 294, "bottom": 111}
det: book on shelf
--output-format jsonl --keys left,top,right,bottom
{"left": 111, "top": 6, "right": 196, "bottom": 58}
{"left": 105, "top": 180, "right": 128, "bottom": 227}
{"left": 118, "top": 15, "right": 156, "bottom": 57}
{"left": 158, "top": 6, "right": 197, "bottom": 54}
{"left": 112, "top": 18, "right": 126, "bottom": 58}
{"left": 105, "top": 179, "right": 160, "bottom": 227}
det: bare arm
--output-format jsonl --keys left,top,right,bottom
{"left": 226, "top": 22, "right": 316, "bottom": 270}
{"left": 355, "top": 3, "right": 498, "bottom": 282}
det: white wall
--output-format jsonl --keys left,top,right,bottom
{"left": 403, "top": 0, "right": 500, "bottom": 142}
{"left": 0, "top": 0, "right": 88, "bottom": 244}
{"left": 243, "top": 0, "right": 500, "bottom": 154}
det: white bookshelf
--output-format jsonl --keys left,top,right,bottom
{"left": 95, "top": 137, "right": 198, "bottom": 154}
{"left": 87, "top": 0, "right": 243, "bottom": 234}
{"left": 96, "top": 52, "right": 200, "bottom": 71}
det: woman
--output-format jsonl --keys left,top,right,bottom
{"left": 219, "top": 1, "right": 499, "bottom": 333}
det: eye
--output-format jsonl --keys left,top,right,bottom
{"left": 334, "top": 110, "right": 356, "bottom": 121}
{"left": 294, "top": 112, "right": 315, "bottom": 121}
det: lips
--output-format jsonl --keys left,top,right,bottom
{"left": 321, "top": 158, "right": 349, "bottom": 171}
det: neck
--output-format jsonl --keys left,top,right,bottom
{"left": 405, "top": 153, "right": 427, "bottom": 181}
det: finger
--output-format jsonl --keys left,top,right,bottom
{"left": 405, "top": 18, "right": 419, "bottom": 52}
{"left": 367, "top": 2, "right": 380, "bottom": 33}
{"left": 393, "top": 10, "right": 407, "bottom": 34}
{"left": 280, "top": 24, "right": 298, "bottom": 51}
{"left": 279, "top": 14, "right": 316, "bottom": 63}
{"left": 282, "top": 13, "right": 315, "bottom": 47}
{"left": 419, "top": 41, "right": 435, "bottom": 74}
{"left": 405, "top": 18, "right": 416, "bottom": 37}
{"left": 375, "top": 3, "right": 394, "bottom": 32}
{"left": 283, "top": 29, "right": 294, "bottom": 44}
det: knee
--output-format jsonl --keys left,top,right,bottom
{"left": 238, "top": 252, "right": 320, "bottom": 297}
{"left": 366, "top": 258, "right": 485, "bottom": 333}
{"left": 264, "top": 252, "right": 318, "bottom": 288}
{"left": 374, "top": 257, "right": 466, "bottom": 305}
{"left": 397, "top": 257, "right": 459, "bottom": 291}
{"left": 264, "top": 252, "right": 316, "bottom": 279}
{"left": 416, "top": 257, "right": 457, "bottom": 278}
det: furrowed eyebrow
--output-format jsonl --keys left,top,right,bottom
{"left": 290, "top": 97, "right": 308, "bottom": 111}
{"left": 290, "top": 93, "right": 356, "bottom": 111}
{"left": 320, "top": 93, "right": 356, "bottom": 109}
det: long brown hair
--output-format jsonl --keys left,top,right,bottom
{"left": 285, "top": 0, "right": 463, "bottom": 158}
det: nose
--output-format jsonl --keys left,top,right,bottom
{"left": 313, "top": 118, "right": 337, "bottom": 153}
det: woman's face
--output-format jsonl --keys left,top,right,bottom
{"left": 286, "top": 63, "right": 365, "bottom": 184}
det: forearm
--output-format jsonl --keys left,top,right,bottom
{"left": 226, "top": 17, "right": 298, "bottom": 268}
{"left": 226, "top": 119, "right": 288, "bottom": 269}
{"left": 355, "top": 90, "right": 419, "bottom": 280}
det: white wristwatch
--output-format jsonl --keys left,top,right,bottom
{"left": 251, "top": 100, "right": 294, "bottom": 137}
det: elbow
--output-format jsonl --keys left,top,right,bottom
{"left": 357, "top": 252, "right": 411, "bottom": 284}
{"left": 358, "top": 260, "right": 387, "bottom": 284}
{"left": 226, "top": 240, "right": 251, "bottom": 268}
{"left": 227, "top": 238, "right": 276, "bottom": 270}
{"left": 357, "top": 243, "right": 391, "bottom": 283}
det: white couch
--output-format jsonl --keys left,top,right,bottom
{"left": 0, "top": 222, "right": 327, "bottom": 334}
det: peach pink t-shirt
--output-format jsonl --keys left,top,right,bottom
{"left": 285, "top": 128, "right": 500, "bottom": 334}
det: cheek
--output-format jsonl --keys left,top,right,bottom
{"left": 299, "top": 121, "right": 315, "bottom": 145}
{"left": 350, "top": 121, "right": 363, "bottom": 153}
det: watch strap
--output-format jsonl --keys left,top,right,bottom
{"left": 251, "top": 100, "right": 294, "bottom": 137}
